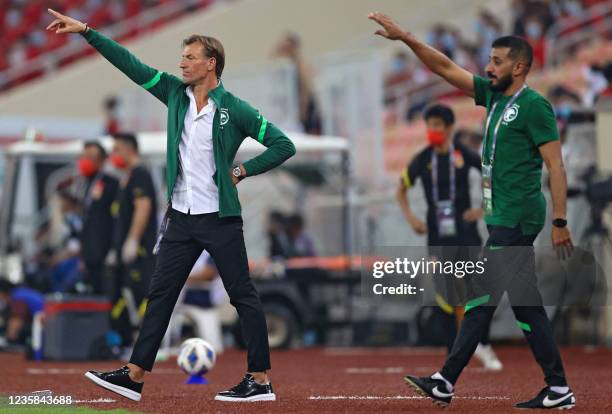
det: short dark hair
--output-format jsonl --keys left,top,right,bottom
{"left": 182, "top": 35, "right": 225, "bottom": 79}
{"left": 112, "top": 132, "right": 139, "bottom": 153}
{"left": 83, "top": 140, "right": 107, "bottom": 159}
{"left": 423, "top": 104, "right": 455, "bottom": 126}
{"left": 492, "top": 35, "right": 533, "bottom": 71}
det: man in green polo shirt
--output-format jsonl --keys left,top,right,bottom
{"left": 47, "top": 8, "right": 295, "bottom": 403}
{"left": 370, "top": 12, "right": 575, "bottom": 410}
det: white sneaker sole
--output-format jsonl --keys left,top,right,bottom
{"left": 214, "top": 393, "right": 276, "bottom": 402}
{"left": 84, "top": 372, "right": 141, "bottom": 401}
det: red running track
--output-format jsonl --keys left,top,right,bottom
{"left": 1, "top": 346, "right": 610, "bottom": 413}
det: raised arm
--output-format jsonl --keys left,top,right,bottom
{"left": 368, "top": 12, "right": 475, "bottom": 97}
{"left": 46, "top": 8, "right": 180, "bottom": 104}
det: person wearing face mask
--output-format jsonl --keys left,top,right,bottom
{"left": 78, "top": 141, "right": 118, "bottom": 295}
{"left": 107, "top": 133, "right": 158, "bottom": 356}
{"left": 396, "top": 104, "right": 501, "bottom": 371}
{"left": 371, "top": 13, "right": 574, "bottom": 410}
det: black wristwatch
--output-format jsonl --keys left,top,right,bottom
{"left": 552, "top": 218, "right": 567, "bottom": 228}
{"left": 232, "top": 165, "right": 244, "bottom": 181}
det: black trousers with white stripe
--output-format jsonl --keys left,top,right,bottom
{"left": 440, "top": 225, "right": 567, "bottom": 387}
{"left": 129, "top": 208, "right": 271, "bottom": 372}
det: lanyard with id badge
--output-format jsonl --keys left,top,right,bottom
{"left": 481, "top": 85, "right": 527, "bottom": 216}
{"left": 432, "top": 144, "right": 457, "bottom": 237}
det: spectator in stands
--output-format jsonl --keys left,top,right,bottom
{"left": 548, "top": 85, "right": 582, "bottom": 137}
{"left": 475, "top": 10, "right": 503, "bottom": 71}
{"left": 594, "top": 62, "right": 612, "bottom": 103}
{"left": 427, "top": 24, "right": 458, "bottom": 60}
{"left": 273, "top": 32, "right": 322, "bottom": 134}
{"left": 0, "top": 279, "right": 44, "bottom": 346}
{"left": 267, "top": 211, "right": 291, "bottom": 260}
{"left": 78, "top": 141, "right": 119, "bottom": 295}
{"left": 103, "top": 96, "right": 121, "bottom": 135}
{"left": 385, "top": 50, "right": 413, "bottom": 89}
{"left": 286, "top": 214, "right": 316, "bottom": 257}
{"left": 523, "top": 16, "right": 547, "bottom": 69}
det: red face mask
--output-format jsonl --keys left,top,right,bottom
{"left": 78, "top": 158, "right": 98, "bottom": 177}
{"left": 426, "top": 130, "right": 446, "bottom": 146}
{"left": 110, "top": 154, "right": 127, "bottom": 169}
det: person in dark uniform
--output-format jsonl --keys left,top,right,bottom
{"left": 396, "top": 104, "right": 501, "bottom": 370}
{"left": 78, "top": 141, "right": 118, "bottom": 295}
{"left": 108, "top": 133, "right": 158, "bottom": 350}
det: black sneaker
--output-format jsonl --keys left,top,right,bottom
{"left": 404, "top": 375, "right": 453, "bottom": 408}
{"left": 214, "top": 374, "right": 276, "bottom": 402}
{"left": 514, "top": 387, "right": 576, "bottom": 410}
{"left": 84, "top": 366, "right": 143, "bottom": 401}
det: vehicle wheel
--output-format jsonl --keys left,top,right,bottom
{"left": 264, "top": 303, "right": 298, "bottom": 350}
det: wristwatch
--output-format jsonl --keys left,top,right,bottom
{"left": 232, "top": 165, "right": 244, "bottom": 181}
{"left": 552, "top": 218, "right": 567, "bottom": 228}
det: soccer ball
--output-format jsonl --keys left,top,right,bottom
{"left": 177, "top": 338, "right": 216, "bottom": 376}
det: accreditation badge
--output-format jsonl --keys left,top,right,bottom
{"left": 482, "top": 163, "right": 493, "bottom": 216}
{"left": 436, "top": 200, "right": 457, "bottom": 237}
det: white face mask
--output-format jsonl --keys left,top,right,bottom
{"left": 526, "top": 21, "right": 542, "bottom": 39}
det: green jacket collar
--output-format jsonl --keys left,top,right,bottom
{"left": 182, "top": 81, "right": 227, "bottom": 108}
{"left": 207, "top": 81, "right": 226, "bottom": 108}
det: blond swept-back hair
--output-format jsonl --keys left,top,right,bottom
{"left": 182, "top": 35, "right": 225, "bottom": 79}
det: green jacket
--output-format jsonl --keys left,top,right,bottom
{"left": 82, "top": 29, "right": 296, "bottom": 217}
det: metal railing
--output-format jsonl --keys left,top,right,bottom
{"left": 0, "top": 0, "right": 214, "bottom": 92}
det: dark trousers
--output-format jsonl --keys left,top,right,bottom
{"left": 440, "top": 225, "right": 567, "bottom": 386}
{"left": 84, "top": 261, "right": 104, "bottom": 295}
{"left": 129, "top": 209, "right": 271, "bottom": 372}
{"left": 429, "top": 245, "right": 490, "bottom": 353}
{"left": 111, "top": 257, "right": 154, "bottom": 347}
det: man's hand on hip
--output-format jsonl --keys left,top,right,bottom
{"left": 46, "top": 8, "right": 87, "bottom": 34}
{"left": 231, "top": 164, "right": 247, "bottom": 186}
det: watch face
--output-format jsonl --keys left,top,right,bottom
{"left": 233, "top": 167, "right": 241, "bottom": 177}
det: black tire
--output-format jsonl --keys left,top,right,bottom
{"left": 231, "top": 303, "right": 299, "bottom": 350}
{"left": 264, "top": 303, "right": 298, "bottom": 350}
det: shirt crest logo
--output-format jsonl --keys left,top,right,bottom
{"left": 503, "top": 104, "right": 520, "bottom": 123}
{"left": 220, "top": 108, "right": 229, "bottom": 125}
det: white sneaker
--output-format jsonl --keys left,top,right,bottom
{"left": 474, "top": 343, "right": 503, "bottom": 371}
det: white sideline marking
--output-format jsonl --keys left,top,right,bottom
{"left": 345, "top": 366, "right": 492, "bottom": 374}
{"left": 27, "top": 368, "right": 180, "bottom": 375}
{"left": 324, "top": 347, "right": 446, "bottom": 356}
{"left": 74, "top": 398, "right": 117, "bottom": 403}
{"left": 345, "top": 367, "right": 404, "bottom": 374}
{"left": 309, "top": 395, "right": 510, "bottom": 401}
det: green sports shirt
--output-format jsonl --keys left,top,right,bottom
{"left": 81, "top": 29, "right": 296, "bottom": 217}
{"left": 474, "top": 75, "right": 559, "bottom": 235}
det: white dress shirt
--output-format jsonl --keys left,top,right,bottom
{"left": 172, "top": 87, "right": 219, "bottom": 214}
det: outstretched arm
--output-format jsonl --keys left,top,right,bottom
{"left": 368, "top": 12, "right": 474, "bottom": 97}
{"left": 46, "top": 8, "right": 180, "bottom": 104}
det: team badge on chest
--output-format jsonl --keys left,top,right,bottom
{"left": 503, "top": 104, "right": 520, "bottom": 123}
{"left": 220, "top": 108, "right": 229, "bottom": 125}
